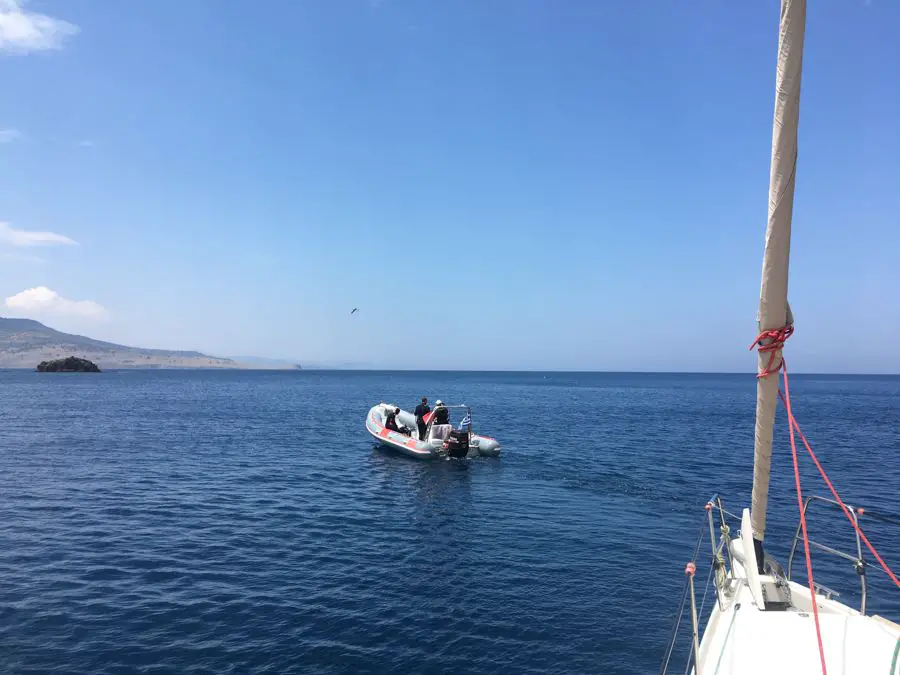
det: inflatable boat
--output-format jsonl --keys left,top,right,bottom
{"left": 366, "top": 402, "right": 501, "bottom": 459}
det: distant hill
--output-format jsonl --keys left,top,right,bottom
{"left": 0, "top": 317, "right": 290, "bottom": 370}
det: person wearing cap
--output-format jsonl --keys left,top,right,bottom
{"left": 433, "top": 400, "right": 450, "bottom": 426}
{"left": 414, "top": 396, "right": 431, "bottom": 441}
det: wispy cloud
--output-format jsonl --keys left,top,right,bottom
{"left": 0, "top": 221, "right": 77, "bottom": 247}
{"left": 0, "top": 0, "right": 79, "bottom": 54}
{"left": 5, "top": 286, "right": 107, "bottom": 318}
{"left": 77, "top": 139, "right": 94, "bottom": 147}
{"left": 0, "top": 128, "right": 21, "bottom": 143}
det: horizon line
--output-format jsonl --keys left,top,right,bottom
{"left": 2, "top": 366, "right": 897, "bottom": 376}
{"left": 292, "top": 367, "right": 900, "bottom": 376}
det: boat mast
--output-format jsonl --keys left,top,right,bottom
{"left": 750, "top": 0, "right": 806, "bottom": 570}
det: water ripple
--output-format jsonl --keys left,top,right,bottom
{"left": 1, "top": 370, "right": 898, "bottom": 674}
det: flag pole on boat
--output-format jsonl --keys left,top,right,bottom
{"left": 750, "top": 0, "right": 806, "bottom": 572}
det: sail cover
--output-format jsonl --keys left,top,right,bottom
{"left": 750, "top": 0, "right": 806, "bottom": 545}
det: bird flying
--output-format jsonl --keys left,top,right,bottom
{"left": 350, "top": 308, "right": 359, "bottom": 315}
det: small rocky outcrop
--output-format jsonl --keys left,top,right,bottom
{"left": 36, "top": 356, "right": 101, "bottom": 373}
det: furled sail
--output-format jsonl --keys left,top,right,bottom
{"left": 750, "top": 0, "right": 806, "bottom": 565}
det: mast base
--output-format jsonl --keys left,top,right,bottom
{"left": 753, "top": 537, "right": 766, "bottom": 575}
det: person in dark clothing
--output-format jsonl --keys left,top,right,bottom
{"left": 385, "top": 408, "right": 400, "bottom": 432}
{"left": 433, "top": 400, "right": 450, "bottom": 425}
{"left": 385, "top": 407, "right": 410, "bottom": 435}
{"left": 414, "top": 397, "right": 431, "bottom": 441}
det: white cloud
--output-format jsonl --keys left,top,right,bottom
{"left": 77, "top": 139, "right": 93, "bottom": 147}
{"left": 5, "top": 286, "right": 107, "bottom": 318}
{"left": 0, "top": 0, "right": 78, "bottom": 53}
{"left": 0, "top": 128, "right": 21, "bottom": 143}
{"left": 0, "top": 221, "right": 77, "bottom": 246}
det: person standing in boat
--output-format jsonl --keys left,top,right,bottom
{"left": 414, "top": 397, "right": 431, "bottom": 441}
{"left": 433, "top": 400, "right": 450, "bottom": 425}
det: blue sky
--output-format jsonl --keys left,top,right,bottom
{"left": 0, "top": 0, "right": 897, "bottom": 371}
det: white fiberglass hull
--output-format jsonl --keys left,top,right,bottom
{"left": 692, "top": 509, "right": 900, "bottom": 675}
{"left": 365, "top": 404, "right": 501, "bottom": 459}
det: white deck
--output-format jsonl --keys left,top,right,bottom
{"left": 695, "top": 510, "right": 900, "bottom": 675}
{"left": 698, "top": 582, "right": 900, "bottom": 674}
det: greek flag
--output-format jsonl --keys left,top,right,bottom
{"left": 459, "top": 412, "right": 471, "bottom": 429}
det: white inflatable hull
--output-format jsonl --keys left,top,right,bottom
{"left": 365, "top": 404, "right": 501, "bottom": 459}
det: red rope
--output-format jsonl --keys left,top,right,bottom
{"left": 751, "top": 324, "right": 900, "bottom": 675}
{"left": 780, "top": 363, "right": 828, "bottom": 675}
{"left": 749, "top": 324, "right": 794, "bottom": 378}
{"left": 778, "top": 380, "right": 900, "bottom": 590}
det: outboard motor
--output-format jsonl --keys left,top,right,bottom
{"left": 447, "top": 430, "right": 469, "bottom": 458}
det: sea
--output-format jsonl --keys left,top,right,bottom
{"left": 1, "top": 370, "right": 898, "bottom": 674}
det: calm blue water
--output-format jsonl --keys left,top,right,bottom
{"left": 1, "top": 370, "right": 898, "bottom": 674}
